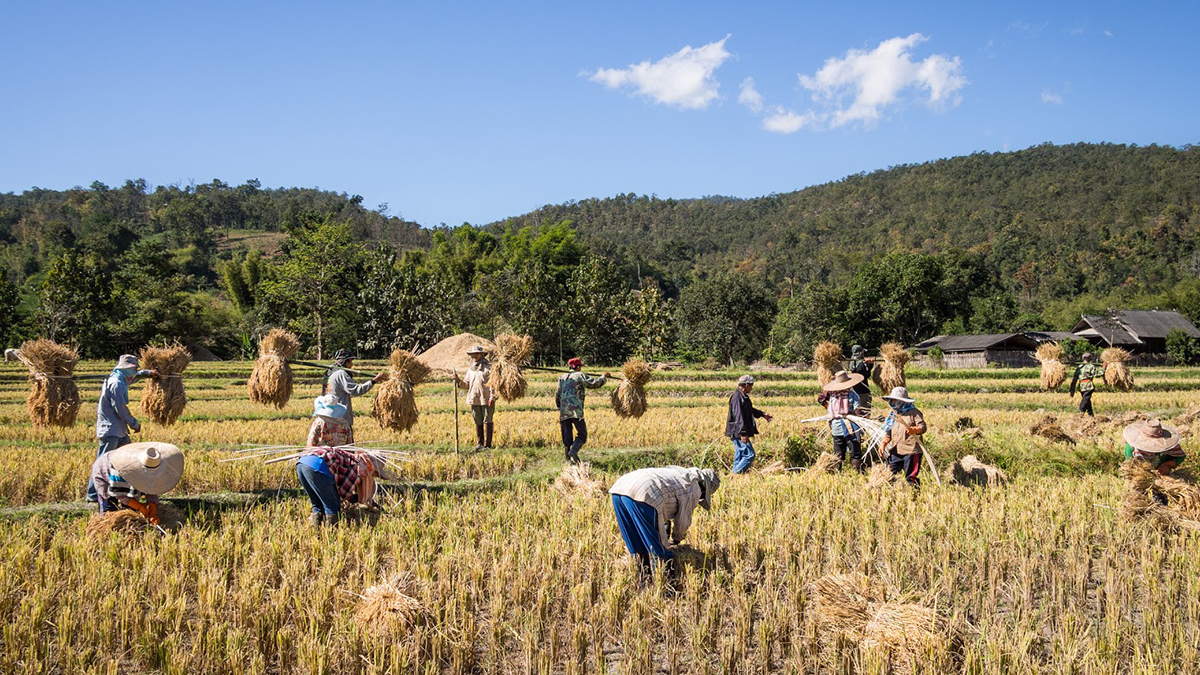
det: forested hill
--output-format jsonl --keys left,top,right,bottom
{"left": 494, "top": 142, "right": 1200, "bottom": 299}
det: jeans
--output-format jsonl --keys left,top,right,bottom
{"left": 1079, "top": 390, "right": 1094, "bottom": 416}
{"left": 888, "top": 452, "right": 922, "bottom": 486}
{"left": 296, "top": 462, "right": 340, "bottom": 515}
{"left": 561, "top": 419, "right": 587, "bottom": 460}
{"left": 87, "top": 435, "right": 130, "bottom": 501}
{"left": 612, "top": 494, "right": 672, "bottom": 576}
{"left": 731, "top": 438, "right": 756, "bottom": 473}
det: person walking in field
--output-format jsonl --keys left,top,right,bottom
{"left": 1069, "top": 352, "right": 1105, "bottom": 416}
{"left": 1123, "top": 419, "right": 1186, "bottom": 476}
{"left": 726, "top": 374, "right": 773, "bottom": 473}
{"left": 609, "top": 466, "right": 720, "bottom": 579}
{"left": 556, "top": 357, "right": 609, "bottom": 464}
{"left": 90, "top": 442, "right": 184, "bottom": 525}
{"left": 323, "top": 349, "right": 388, "bottom": 442}
{"left": 453, "top": 345, "right": 496, "bottom": 451}
{"left": 817, "top": 370, "right": 866, "bottom": 473}
{"left": 848, "top": 344, "right": 874, "bottom": 413}
{"left": 88, "top": 354, "right": 160, "bottom": 502}
{"left": 880, "top": 386, "right": 927, "bottom": 486}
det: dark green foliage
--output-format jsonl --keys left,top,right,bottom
{"left": 1166, "top": 327, "right": 1200, "bottom": 365}
{"left": 356, "top": 248, "right": 457, "bottom": 356}
{"left": 675, "top": 273, "right": 776, "bottom": 365}
{"left": 783, "top": 430, "right": 822, "bottom": 468}
{"left": 0, "top": 270, "right": 28, "bottom": 347}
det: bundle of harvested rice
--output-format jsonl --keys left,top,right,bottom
{"left": 354, "top": 573, "right": 425, "bottom": 633}
{"left": 247, "top": 329, "right": 300, "bottom": 408}
{"left": 85, "top": 504, "right": 184, "bottom": 540}
{"left": 19, "top": 339, "right": 82, "bottom": 428}
{"left": 866, "top": 463, "right": 900, "bottom": 489}
{"left": 813, "top": 341, "right": 843, "bottom": 386}
{"left": 1035, "top": 342, "right": 1067, "bottom": 390}
{"left": 552, "top": 462, "right": 606, "bottom": 497}
{"left": 871, "top": 343, "right": 909, "bottom": 392}
{"left": 1030, "top": 415, "right": 1075, "bottom": 445}
{"left": 140, "top": 342, "right": 190, "bottom": 425}
{"left": 1102, "top": 347, "right": 1134, "bottom": 391}
{"left": 611, "top": 359, "right": 652, "bottom": 418}
{"left": 948, "top": 455, "right": 1008, "bottom": 488}
{"left": 803, "top": 452, "right": 842, "bottom": 478}
{"left": 811, "top": 572, "right": 886, "bottom": 639}
{"left": 756, "top": 460, "right": 788, "bottom": 474}
{"left": 490, "top": 333, "right": 532, "bottom": 402}
{"left": 373, "top": 349, "right": 431, "bottom": 433}
{"left": 1119, "top": 460, "right": 1200, "bottom": 532}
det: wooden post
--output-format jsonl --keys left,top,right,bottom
{"left": 452, "top": 368, "right": 460, "bottom": 454}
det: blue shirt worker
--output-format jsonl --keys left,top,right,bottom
{"left": 818, "top": 370, "right": 866, "bottom": 473}
{"left": 725, "top": 375, "right": 773, "bottom": 473}
{"left": 89, "top": 354, "right": 159, "bottom": 502}
{"left": 881, "top": 387, "right": 927, "bottom": 486}
{"left": 609, "top": 466, "right": 720, "bottom": 579}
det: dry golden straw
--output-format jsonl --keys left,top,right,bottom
{"left": 140, "top": 342, "right": 191, "bottom": 425}
{"left": 373, "top": 349, "right": 431, "bottom": 433}
{"left": 19, "top": 338, "right": 82, "bottom": 428}
{"left": 1035, "top": 342, "right": 1067, "bottom": 390}
{"left": 611, "top": 359, "right": 652, "bottom": 419}
{"left": 813, "top": 341, "right": 843, "bottom": 386}
{"left": 872, "top": 343, "right": 910, "bottom": 392}
{"left": 552, "top": 462, "right": 606, "bottom": 498}
{"left": 867, "top": 463, "right": 900, "bottom": 489}
{"left": 491, "top": 333, "right": 532, "bottom": 402}
{"left": 1030, "top": 415, "right": 1075, "bottom": 445}
{"left": 1102, "top": 347, "right": 1134, "bottom": 391}
{"left": 248, "top": 329, "right": 300, "bottom": 408}
{"left": 803, "top": 452, "right": 842, "bottom": 479}
{"left": 948, "top": 455, "right": 1008, "bottom": 488}
{"left": 354, "top": 573, "right": 425, "bottom": 634}
{"left": 1120, "top": 461, "right": 1200, "bottom": 532}
{"left": 85, "top": 504, "right": 184, "bottom": 541}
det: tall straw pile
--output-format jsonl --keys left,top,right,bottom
{"left": 85, "top": 504, "right": 184, "bottom": 541}
{"left": 373, "top": 349, "right": 431, "bottom": 433}
{"left": 140, "top": 342, "right": 190, "bottom": 425}
{"left": 18, "top": 339, "right": 82, "bottom": 428}
{"left": 491, "top": 333, "right": 532, "bottom": 402}
{"left": 871, "top": 343, "right": 909, "bottom": 392}
{"left": 1120, "top": 460, "right": 1200, "bottom": 532}
{"left": 248, "top": 329, "right": 300, "bottom": 408}
{"left": 1102, "top": 347, "right": 1134, "bottom": 391}
{"left": 1035, "top": 342, "right": 1067, "bottom": 390}
{"left": 552, "top": 462, "right": 607, "bottom": 497}
{"left": 611, "top": 359, "right": 653, "bottom": 418}
{"left": 354, "top": 573, "right": 425, "bottom": 634}
{"left": 947, "top": 455, "right": 1008, "bottom": 488}
{"left": 813, "top": 341, "right": 843, "bottom": 386}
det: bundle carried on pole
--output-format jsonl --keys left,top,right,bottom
{"left": 1102, "top": 347, "right": 1134, "bottom": 391}
{"left": 813, "top": 341, "right": 843, "bottom": 386}
{"left": 140, "top": 342, "right": 190, "bottom": 425}
{"left": 18, "top": 339, "right": 82, "bottom": 428}
{"left": 1035, "top": 342, "right": 1067, "bottom": 390}
{"left": 871, "top": 343, "right": 910, "bottom": 392}
{"left": 373, "top": 349, "right": 431, "bottom": 433}
{"left": 248, "top": 329, "right": 300, "bottom": 408}
{"left": 1120, "top": 460, "right": 1200, "bottom": 532}
{"left": 947, "top": 455, "right": 1008, "bottom": 488}
{"left": 491, "top": 333, "right": 532, "bottom": 402}
{"left": 611, "top": 359, "right": 652, "bottom": 418}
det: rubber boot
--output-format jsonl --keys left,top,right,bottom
{"left": 851, "top": 459, "right": 863, "bottom": 475}
{"left": 309, "top": 512, "right": 324, "bottom": 527}
{"left": 325, "top": 513, "right": 340, "bottom": 527}
{"left": 474, "top": 424, "right": 485, "bottom": 452}
{"left": 484, "top": 423, "right": 494, "bottom": 450}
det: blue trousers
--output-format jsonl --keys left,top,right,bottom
{"left": 612, "top": 494, "right": 672, "bottom": 574}
{"left": 87, "top": 435, "right": 130, "bottom": 501}
{"left": 296, "top": 462, "right": 340, "bottom": 515}
{"left": 731, "top": 438, "right": 756, "bottom": 473}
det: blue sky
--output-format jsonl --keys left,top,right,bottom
{"left": 1, "top": 1, "right": 1197, "bottom": 227}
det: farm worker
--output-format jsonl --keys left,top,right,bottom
{"left": 324, "top": 349, "right": 388, "bottom": 440}
{"left": 1069, "top": 352, "right": 1105, "bottom": 416}
{"left": 306, "top": 394, "right": 352, "bottom": 447}
{"left": 817, "top": 370, "right": 866, "bottom": 473}
{"left": 90, "top": 442, "right": 184, "bottom": 524}
{"left": 609, "top": 466, "right": 720, "bottom": 578}
{"left": 881, "top": 387, "right": 927, "bottom": 486}
{"left": 453, "top": 344, "right": 495, "bottom": 451}
{"left": 848, "top": 345, "right": 874, "bottom": 412}
{"left": 1123, "top": 419, "right": 1186, "bottom": 476}
{"left": 725, "top": 374, "right": 773, "bottom": 473}
{"left": 556, "top": 357, "right": 609, "bottom": 464}
{"left": 88, "top": 354, "right": 160, "bottom": 502}
{"left": 295, "top": 445, "right": 367, "bottom": 526}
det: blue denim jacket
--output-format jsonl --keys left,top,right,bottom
{"left": 95, "top": 369, "right": 149, "bottom": 439}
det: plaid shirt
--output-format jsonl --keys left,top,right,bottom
{"left": 307, "top": 447, "right": 359, "bottom": 501}
{"left": 609, "top": 467, "right": 703, "bottom": 545}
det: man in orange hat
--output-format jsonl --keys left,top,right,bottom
{"left": 556, "top": 357, "right": 610, "bottom": 463}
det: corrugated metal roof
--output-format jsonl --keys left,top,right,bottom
{"left": 1072, "top": 310, "right": 1200, "bottom": 344}
{"left": 1025, "top": 331, "right": 1077, "bottom": 343}
{"left": 914, "top": 333, "right": 1039, "bottom": 352}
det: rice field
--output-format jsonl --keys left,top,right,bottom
{"left": 1, "top": 359, "right": 1199, "bottom": 673}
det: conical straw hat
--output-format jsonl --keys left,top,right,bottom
{"left": 110, "top": 442, "right": 184, "bottom": 495}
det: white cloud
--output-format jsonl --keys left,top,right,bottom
{"left": 1041, "top": 90, "right": 1063, "bottom": 105}
{"left": 738, "top": 77, "right": 764, "bottom": 112}
{"left": 1103, "top": 29, "right": 1113, "bottom": 37}
{"left": 589, "top": 36, "right": 732, "bottom": 110}
{"left": 798, "top": 33, "right": 966, "bottom": 128}
{"left": 762, "top": 107, "right": 815, "bottom": 134}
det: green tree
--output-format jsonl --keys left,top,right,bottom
{"left": 632, "top": 279, "right": 673, "bottom": 360}
{"left": 357, "top": 248, "right": 457, "bottom": 355}
{"left": 766, "top": 284, "right": 849, "bottom": 363}
{"left": 37, "top": 252, "right": 115, "bottom": 356}
{"left": 1166, "top": 327, "right": 1200, "bottom": 365}
{"left": 566, "top": 256, "right": 637, "bottom": 364}
{"left": 0, "top": 271, "right": 26, "bottom": 347}
{"left": 675, "top": 273, "right": 777, "bottom": 365}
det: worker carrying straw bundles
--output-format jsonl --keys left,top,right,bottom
{"left": 90, "top": 442, "right": 184, "bottom": 525}
{"left": 556, "top": 357, "right": 609, "bottom": 464}
{"left": 1123, "top": 419, "right": 1186, "bottom": 476}
{"left": 295, "top": 445, "right": 379, "bottom": 526}
{"left": 880, "top": 387, "right": 927, "bottom": 486}
{"left": 1069, "top": 352, "right": 1105, "bottom": 417}
{"left": 609, "top": 466, "right": 720, "bottom": 579}
{"left": 453, "top": 345, "right": 496, "bottom": 451}
{"left": 87, "top": 355, "right": 160, "bottom": 503}
{"left": 848, "top": 345, "right": 874, "bottom": 412}
{"left": 323, "top": 349, "right": 387, "bottom": 438}
{"left": 726, "top": 375, "right": 773, "bottom": 474}
{"left": 817, "top": 370, "right": 867, "bottom": 473}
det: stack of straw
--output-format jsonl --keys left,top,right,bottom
{"left": 140, "top": 342, "right": 191, "bottom": 425}
{"left": 1035, "top": 342, "right": 1067, "bottom": 390}
{"left": 803, "top": 452, "right": 842, "bottom": 479}
{"left": 374, "top": 349, "right": 431, "bottom": 433}
{"left": 18, "top": 339, "right": 82, "bottom": 428}
{"left": 1120, "top": 460, "right": 1200, "bottom": 532}
{"left": 490, "top": 333, "right": 532, "bottom": 402}
{"left": 866, "top": 463, "right": 900, "bottom": 489}
{"left": 552, "top": 462, "right": 607, "bottom": 497}
{"left": 813, "top": 341, "right": 843, "bottom": 386}
{"left": 1102, "top": 347, "right": 1134, "bottom": 391}
{"left": 85, "top": 504, "right": 184, "bottom": 540}
{"left": 353, "top": 573, "right": 425, "bottom": 634}
{"left": 947, "top": 455, "right": 1008, "bottom": 488}
{"left": 1030, "top": 415, "right": 1075, "bottom": 445}
{"left": 611, "top": 359, "right": 652, "bottom": 418}
{"left": 871, "top": 343, "right": 909, "bottom": 392}
{"left": 248, "top": 329, "right": 300, "bottom": 408}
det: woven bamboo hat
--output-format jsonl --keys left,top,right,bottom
{"left": 822, "top": 370, "right": 864, "bottom": 392}
{"left": 466, "top": 345, "right": 487, "bottom": 355}
{"left": 110, "top": 442, "right": 184, "bottom": 495}
{"left": 1123, "top": 419, "right": 1181, "bottom": 454}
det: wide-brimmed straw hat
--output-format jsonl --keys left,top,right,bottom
{"left": 110, "top": 442, "right": 184, "bottom": 495}
{"left": 116, "top": 354, "right": 139, "bottom": 369}
{"left": 312, "top": 394, "right": 348, "bottom": 420}
{"left": 466, "top": 344, "right": 487, "bottom": 355}
{"left": 1123, "top": 419, "right": 1181, "bottom": 453}
{"left": 882, "top": 386, "right": 915, "bottom": 403}
{"left": 823, "top": 370, "right": 864, "bottom": 392}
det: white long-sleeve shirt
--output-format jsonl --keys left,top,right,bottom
{"left": 609, "top": 467, "right": 704, "bottom": 545}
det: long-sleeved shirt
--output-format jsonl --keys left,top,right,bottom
{"left": 556, "top": 371, "right": 606, "bottom": 421}
{"left": 848, "top": 359, "right": 872, "bottom": 399}
{"left": 301, "top": 447, "right": 360, "bottom": 501}
{"left": 823, "top": 390, "right": 860, "bottom": 437}
{"left": 883, "top": 403, "right": 926, "bottom": 456}
{"left": 725, "top": 388, "right": 765, "bottom": 439}
{"left": 455, "top": 359, "right": 494, "bottom": 406}
{"left": 326, "top": 369, "right": 375, "bottom": 425}
{"left": 90, "top": 452, "right": 158, "bottom": 505}
{"left": 609, "top": 466, "right": 704, "bottom": 546}
{"left": 1070, "top": 363, "right": 1105, "bottom": 395}
{"left": 95, "top": 369, "right": 151, "bottom": 439}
